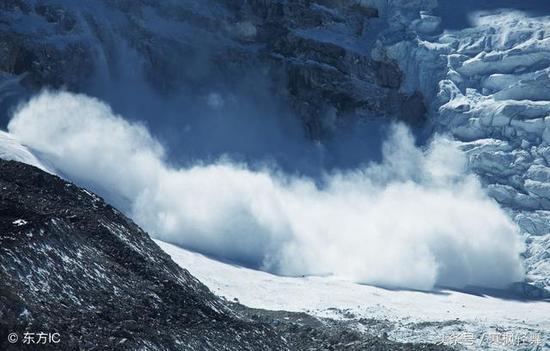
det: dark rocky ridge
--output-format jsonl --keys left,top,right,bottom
{"left": 0, "top": 159, "right": 286, "bottom": 350}
{"left": 0, "top": 0, "right": 426, "bottom": 139}
{"left": 0, "top": 159, "right": 451, "bottom": 350}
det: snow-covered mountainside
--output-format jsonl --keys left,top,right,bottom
{"left": 1, "top": 159, "right": 450, "bottom": 350}
{"left": 0, "top": 1, "right": 550, "bottom": 349}
{"left": 159, "top": 239, "right": 550, "bottom": 350}
{"left": 1, "top": 0, "right": 548, "bottom": 294}
{"left": 0, "top": 131, "right": 48, "bottom": 172}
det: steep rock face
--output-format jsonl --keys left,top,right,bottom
{"left": 0, "top": 1, "right": 92, "bottom": 89}
{"left": 0, "top": 159, "right": 287, "bottom": 350}
{"left": 0, "top": 0, "right": 426, "bottom": 138}
{"left": 236, "top": 0, "right": 424, "bottom": 138}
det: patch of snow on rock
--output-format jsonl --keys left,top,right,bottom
{"left": 12, "top": 219, "right": 28, "bottom": 227}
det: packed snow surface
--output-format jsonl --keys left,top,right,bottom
{"left": 157, "top": 240, "right": 550, "bottom": 350}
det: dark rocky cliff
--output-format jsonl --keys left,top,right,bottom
{"left": 0, "top": 0, "right": 426, "bottom": 139}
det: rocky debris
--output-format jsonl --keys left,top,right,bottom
{"left": 234, "top": 305, "right": 452, "bottom": 351}
{"left": 0, "top": 0, "right": 427, "bottom": 139}
{"left": 0, "top": 159, "right": 450, "bottom": 350}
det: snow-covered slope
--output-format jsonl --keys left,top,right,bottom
{"left": 157, "top": 240, "right": 550, "bottom": 350}
{"left": 0, "top": 0, "right": 549, "bottom": 290}
{"left": 0, "top": 131, "right": 48, "bottom": 172}
{"left": 0, "top": 0, "right": 549, "bottom": 312}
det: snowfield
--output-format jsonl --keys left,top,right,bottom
{"left": 156, "top": 240, "right": 550, "bottom": 350}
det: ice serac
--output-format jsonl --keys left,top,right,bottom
{"left": 374, "top": 4, "right": 550, "bottom": 293}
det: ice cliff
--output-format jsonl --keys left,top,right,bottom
{"left": 372, "top": 1, "right": 550, "bottom": 292}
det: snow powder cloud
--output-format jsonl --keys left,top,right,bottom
{"left": 7, "top": 91, "right": 525, "bottom": 290}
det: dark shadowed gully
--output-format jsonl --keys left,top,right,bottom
{"left": 0, "top": 160, "right": 451, "bottom": 350}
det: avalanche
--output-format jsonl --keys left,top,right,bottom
{"left": 375, "top": 4, "right": 550, "bottom": 293}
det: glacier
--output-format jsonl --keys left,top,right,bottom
{"left": 369, "top": 1, "right": 550, "bottom": 293}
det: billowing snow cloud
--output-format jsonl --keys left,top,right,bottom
{"left": 7, "top": 91, "right": 525, "bottom": 290}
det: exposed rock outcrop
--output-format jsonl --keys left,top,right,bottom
{"left": 0, "top": 159, "right": 285, "bottom": 350}
{"left": 0, "top": 0, "right": 426, "bottom": 138}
